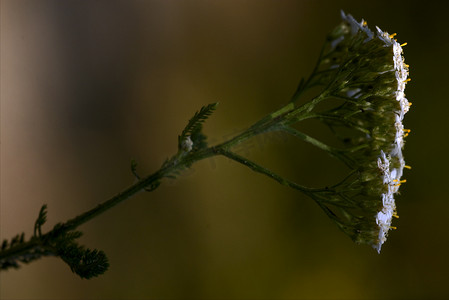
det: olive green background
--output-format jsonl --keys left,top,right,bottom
{"left": 1, "top": 0, "right": 447, "bottom": 299}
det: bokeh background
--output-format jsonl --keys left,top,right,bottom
{"left": 1, "top": 0, "right": 448, "bottom": 299}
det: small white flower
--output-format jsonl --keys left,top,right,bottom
{"left": 341, "top": 11, "right": 373, "bottom": 41}
{"left": 375, "top": 26, "right": 394, "bottom": 46}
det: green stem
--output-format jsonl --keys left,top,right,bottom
{"left": 215, "top": 148, "right": 325, "bottom": 196}
{"left": 62, "top": 147, "right": 220, "bottom": 232}
{"left": 281, "top": 126, "right": 358, "bottom": 168}
{"left": 291, "top": 42, "right": 327, "bottom": 102}
{"left": 0, "top": 147, "right": 218, "bottom": 267}
{"left": 308, "top": 113, "right": 370, "bottom": 135}
{"left": 282, "top": 126, "right": 335, "bottom": 153}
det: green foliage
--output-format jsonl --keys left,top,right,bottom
{"left": 0, "top": 233, "right": 27, "bottom": 269}
{"left": 50, "top": 229, "right": 109, "bottom": 279}
{"left": 0, "top": 205, "right": 51, "bottom": 270}
{"left": 34, "top": 204, "right": 48, "bottom": 237}
{"left": 46, "top": 222, "right": 110, "bottom": 279}
{"left": 0, "top": 205, "right": 109, "bottom": 279}
{"left": 178, "top": 102, "right": 218, "bottom": 151}
{"left": 189, "top": 125, "right": 208, "bottom": 151}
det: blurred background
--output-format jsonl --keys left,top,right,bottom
{"left": 1, "top": 0, "right": 448, "bottom": 299}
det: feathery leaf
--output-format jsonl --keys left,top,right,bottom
{"left": 34, "top": 204, "right": 48, "bottom": 237}
{"left": 179, "top": 102, "right": 218, "bottom": 143}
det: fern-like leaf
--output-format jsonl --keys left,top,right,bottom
{"left": 179, "top": 102, "right": 218, "bottom": 145}
{"left": 34, "top": 204, "right": 48, "bottom": 237}
{"left": 1, "top": 205, "right": 109, "bottom": 278}
{"left": 58, "top": 244, "right": 109, "bottom": 279}
{"left": 49, "top": 228, "right": 109, "bottom": 279}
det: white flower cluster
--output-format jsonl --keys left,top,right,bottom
{"left": 376, "top": 151, "right": 400, "bottom": 253}
{"left": 375, "top": 26, "right": 410, "bottom": 253}
{"left": 341, "top": 11, "right": 410, "bottom": 252}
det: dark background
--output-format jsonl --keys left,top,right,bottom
{"left": 1, "top": 0, "right": 448, "bottom": 299}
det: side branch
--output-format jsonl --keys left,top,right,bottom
{"left": 215, "top": 148, "right": 326, "bottom": 196}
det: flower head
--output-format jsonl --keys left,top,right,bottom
{"left": 311, "top": 12, "right": 411, "bottom": 252}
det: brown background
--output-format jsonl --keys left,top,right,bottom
{"left": 1, "top": 0, "right": 447, "bottom": 299}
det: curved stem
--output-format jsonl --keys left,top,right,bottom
{"left": 280, "top": 126, "right": 359, "bottom": 168}
{"left": 307, "top": 113, "right": 370, "bottom": 135}
{"left": 216, "top": 148, "right": 326, "bottom": 195}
